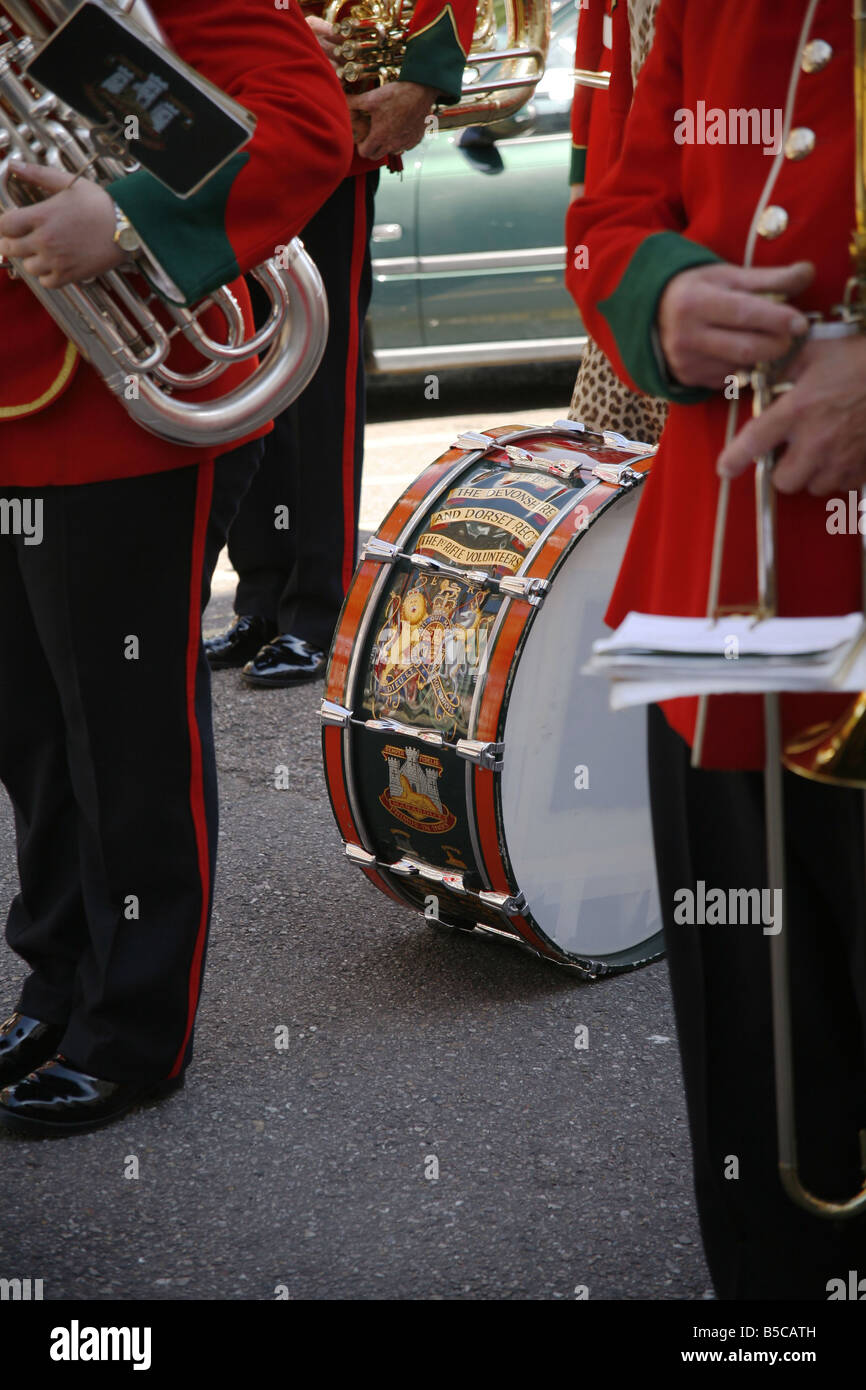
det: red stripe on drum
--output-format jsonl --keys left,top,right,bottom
{"left": 322, "top": 728, "right": 405, "bottom": 908}
{"left": 322, "top": 724, "right": 357, "bottom": 844}
{"left": 325, "top": 559, "right": 379, "bottom": 705}
{"left": 472, "top": 603, "right": 531, "bottom": 901}
{"left": 522, "top": 502, "right": 600, "bottom": 582}
{"left": 473, "top": 765, "right": 510, "bottom": 895}
{"left": 474, "top": 603, "right": 528, "bottom": 744}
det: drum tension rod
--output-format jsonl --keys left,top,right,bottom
{"left": 361, "top": 538, "right": 549, "bottom": 604}
{"left": 320, "top": 703, "right": 504, "bottom": 769}
{"left": 552, "top": 419, "right": 659, "bottom": 457}
{"left": 343, "top": 842, "right": 527, "bottom": 919}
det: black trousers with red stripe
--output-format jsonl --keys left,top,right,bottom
{"left": 227, "top": 170, "right": 379, "bottom": 653}
{"left": 648, "top": 703, "right": 866, "bottom": 1299}
{"left": 0, "top": 441, "right": 262, "bottom": 1082}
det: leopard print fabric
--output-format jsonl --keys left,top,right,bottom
{"left": 568, "top": 0, "right": 666, "bottom": 447}
{"left": 627, "top": 0, "right": 660, "bottom": 87}
{"left": 568, "top": 337, "right": 668, "bottom": 444}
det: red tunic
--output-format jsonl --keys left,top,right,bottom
{"left": 569, "top": 0, "right": 632, "bottom": 192}
{"left": 0, "top": 0, "right": 354, "bottom": 487}
{"left": 567, "top": 0, "right": 860, "bottom": 770}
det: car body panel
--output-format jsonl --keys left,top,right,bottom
{"left": 367, "top": 0, "right": 584, "bottom": 373}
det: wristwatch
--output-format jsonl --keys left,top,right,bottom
{"left": 112, "top": 202, "right": 142, "bottom": 256}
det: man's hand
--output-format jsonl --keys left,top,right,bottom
{"left": 305, "top": 15, "right": 339, "bottom": 65}
{"left": 569, "top": 181, "right": 585, "bottom": 204}
{"left": 0, "top": 163, "right": 125, "bottom": 288}
{"left": 716, "top": 334, "right": 866, "bottom": 495}
{"left": 656, "top": 260, "right": 814, "bottom": 390}
{"left": 347, "top": 80, "right": 439, "bottom": 161}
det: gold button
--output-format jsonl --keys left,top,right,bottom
{"left": 801, "top": 38, "right": 832, "bottom": 73}
{"left": 756, "top": 205, "right": 789, "bottom": 239}
{"left": 784, "top": 127, "right": 816, "bottom": 160}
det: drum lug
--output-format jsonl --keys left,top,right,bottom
{"left": 555, "top": 420, "right": 656, "bottom": 456}
{"left": 503, "top": 444, "right": 586, "bottom": 485}
{"left": 456, "top": 738, "right": 505, "bottom": 771}
{"left": 321, "top": 699, "right": 352, "bottom": 728}
{"left": 592, "top": 462, "right": 644, "bottom": 488}
{"left": 497, "top": 575, "right": 549, "bottom": 604}
{"left": 478, "top": 888, "right": 527, "bottom": 918}
{"left": 599, "top": 430, "right": 657, "bottom": 456}
{"left": 453, "top": 430, "right": 497, "bottom": 450}
{"left": 363, "top": 537, "right": 399, "bottom": 563}
{"left": 345, "top": 842, "right": 377, "bottom": 868}
{"left": 355, "top": 848, "right": 526, "bottom": 925}
{"left": 386, "top": 857, "right": 467, "bottom": 894}
{"left": 551, "top": 418, "right": 606, "bottom": 444}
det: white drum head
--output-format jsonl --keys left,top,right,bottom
{"left": 500, "top": 489, "right": 661, "bottom": 963}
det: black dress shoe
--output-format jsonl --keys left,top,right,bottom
{"left": 242, "top": 633, "right": 327, "bottom": 687}
{"left": 204, "top": 615, "right": 276, "bottom": 670}
{"left": 0, "top": 1013, "right": 65, "bottom": 1089}
{"left": 0, "top": 1057, "right": 184, "bottom": 1137}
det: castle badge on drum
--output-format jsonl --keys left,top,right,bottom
{"left": 379, "top": 744, "right": 457, "bottom": 834}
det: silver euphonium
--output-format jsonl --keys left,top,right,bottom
{"left": 0, "top": 0, "right": 328, "bottom": 448}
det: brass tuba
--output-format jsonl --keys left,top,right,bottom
{"left": 0, "top": 0, "right": 328, "bottom": 448}
{"left": 311, "top": 0, "right": 550, "bottom": 129}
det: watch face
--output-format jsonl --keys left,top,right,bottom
{"left": 117, "top": 225, "right": 141, "bottom": 252}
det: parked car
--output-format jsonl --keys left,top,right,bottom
{"left": 366, "top": 0, "right": 585, "bottom": 374}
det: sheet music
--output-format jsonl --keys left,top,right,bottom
{"left": 585, "top": 612, "right": 866, "bottom": 709}
{"left": 593, "top": 612, "right": 864, "bottom": 660}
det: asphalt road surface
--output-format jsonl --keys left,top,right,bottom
{"left": 0, "top": 367, "right": 712, "bottom": 1301}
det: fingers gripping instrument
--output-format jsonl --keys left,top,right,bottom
{"left": 0, "top": 0, "right": 328, "bottom": 448}
{"left": 304, "top": 0, "right": 550, "bottom": 131}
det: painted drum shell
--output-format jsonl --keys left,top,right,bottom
{"left": 321, "top": 423, "right": 662, "bottom": 975}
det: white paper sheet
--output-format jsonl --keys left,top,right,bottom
{"left": 586, "top": 612, "right": 866, "bottom": 710}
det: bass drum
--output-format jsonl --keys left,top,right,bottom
{"left": 321, "top": 421, "right": 663, "bottom": 975}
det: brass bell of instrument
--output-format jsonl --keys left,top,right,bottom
{"left": 783, "top": 692, "right": 866, "bottom": 787}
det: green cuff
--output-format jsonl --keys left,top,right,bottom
{"left": 570, "top": 146, "right": 587, "bottom": 185}
{"left": 399, "top": 7, "right": 467, "bottom": 105}
{"left": 107, "top": 152, "right": 248, "bottom": 306}
{"left": 599, "top": 230, "right": 724, "bottom": 402}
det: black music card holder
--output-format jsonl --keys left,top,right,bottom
{"left": 25, "top": 0, "right": 256, "bottom": 198}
